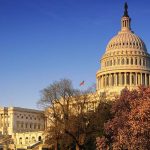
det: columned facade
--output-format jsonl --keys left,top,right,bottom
{"left": 98, "top": 72, "right": 150, "bottom": 88}
{"left": 96, "top": 3, "right": 150, "bottom": 95}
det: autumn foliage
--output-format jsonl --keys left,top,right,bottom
{"left": 96, "top": 86, "right": 150, "bottom": 150}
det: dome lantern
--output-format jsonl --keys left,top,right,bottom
{"left": 121, "top": 2, "right": 131, "bottom": 32}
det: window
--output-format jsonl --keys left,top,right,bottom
{"left": 110, "top": 60, "right": 112, "bottom": 66}
{"left": 135, "top": 58, "right": 137, "bottom": 65}
{"left": 139, "top": 59, "right": 141, "bottom": 65}
{"left": 34, "top": 124, "right": 36, "bottom": 129}
{"left": 121, "top": 58, "right": 125, "bottom": 65}
{"left": 131, "top": 58, "right": 133, "bottom": 65}
{"left": 126, "top": 58, "right": 129, "bottom": 64}
{"left": 113, "top": 59, "right": 116, "bottom": 65}
{"left": 143, "top": 59, "right": 145, "bottom": 66}
{"left": 19, "top": 137, "right": 22, "bottom": 144}
{"left": 38, "top": 124, "right": 40, "bottom": 129}
{"left": 117, "top": 59, "right": 120, "bottom": 65}
{"left": 32, "top": 137, "right": 36, "bottom": 143}
{"left": 25, "top": 137, "right": 29, "bottom": 144}
{"left": 21, "top": 123, "right": 23, "bottom": 128}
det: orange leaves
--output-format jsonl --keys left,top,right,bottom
{"left": 97, "top": 86, "right": 150, "bottom": 150}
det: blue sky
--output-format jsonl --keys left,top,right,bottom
{"left": 0, "top": 0, "right": 150, "bottom": 109}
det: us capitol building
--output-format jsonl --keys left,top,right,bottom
{"left": 0, "top": 2, "right": 150, "bottom": 150}
{"left": 96, "top": 3, "right": 150, "bottom": 96}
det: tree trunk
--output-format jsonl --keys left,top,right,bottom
{"left": 76, "top": 144, "right": 79, "bottom": 150}
{"left": 55, "top": 140, "right": 59, "bottom": 150}
{"left": 76, "top": 144, "right": 85, "bottom": 150}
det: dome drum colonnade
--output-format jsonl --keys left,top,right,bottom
{"left": 96, "top": 3, "right": 150, "bottom": 95}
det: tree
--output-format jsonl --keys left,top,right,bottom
{"left": 38, "top": 79, "right": 112, "bottom": 150}
{"left": 96, "top": 86, "right": 150, "bottom": 150}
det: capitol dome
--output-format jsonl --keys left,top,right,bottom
{"left": 106, "top": 31, "right": 147, "bottom": 52}
{"left": 96, "top": 3, "right": 150, "bottom": 96}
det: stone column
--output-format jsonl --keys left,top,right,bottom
{"left": 135, "top": 73, "right": 137, "bottom": 85}
{"left": 103, "top": 75, "right": 106, "bottom": 87}
{"left": 110, "top": 74, "right": 112, "bottom": 86}
{"left": 130, "top": 72, "right": 132, "bottom": 85}
{"left": 138, "top": 73, "right": 140, "bottom": 85}
{"left": 96, "top": 78, "right": 98, "bottom": 90}
{"left": 100, "top": 76, "right": 102, "bottom": 88}
{"left": 119, "top": 73, "right": 122, "bottom": 86}
{"left": 107, "top": 74, "right": 109, "bottom": 86}
{"left": 115, "top": 73, "right": 118, "bottom": 86}
{"left": 108, "top": 74, "right": 111, "bottom": 87}
{"left": 141, "top": 73, "right": 143, "bottom": 85}
{"left": 98, "top": 77, "right": 100, "bottom": 89}
{"left": 101, "top": 76, "right": 103, "bottom": 88}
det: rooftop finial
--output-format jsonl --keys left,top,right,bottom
{"left": 123, "top": 2, "right": 129, "bottom": 17}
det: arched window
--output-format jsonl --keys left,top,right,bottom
{"left": 126, "top": 58, "right": 129, "bottom": 64}
{"left": 135, "top": 58, "right": 137, "bottom": 65}
{"left": 121, "top": 58, "right": 125, "bottom": 65}
{"left": 143, "top": 59, "right": 145, "bottom": 66}
{"left": 25, "top": 137, "right": 28, "bottom": 144}
{"left": 21, "top": 123, "right": 23, "bottom": 128}
{"left": 107, "top": 61, "right": 109, "bottom": 66}
{"left": 110, "top": 60, "right": 112, "bottom": 66}
{"left": 117, "top": 59, "right": 120, "bottom": 65}
{"left": 38, "top": 136, "right": 42, "bottom": 141}
{"left": 147, "top": 59, "right": 149, "bottom": 67}
{"left": 19, "top": 137, "right": 22, "bottom": 145}
{"left": 38, "top": 124, "right": 40, "bottom": 129}
{"left": 34, "top": 124, "right": 36, "bottom": 129}
{"left": 32, "top": 137, "right": 36, "bottom": 143}
{"left": 139, "top": 59, "right": 142, "bottom": 65}
{"left": 131, "top": 58, "right": 133, "bottom": 65}
{"left": 114, "top": 59, "right": 116, "bottom": 65}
